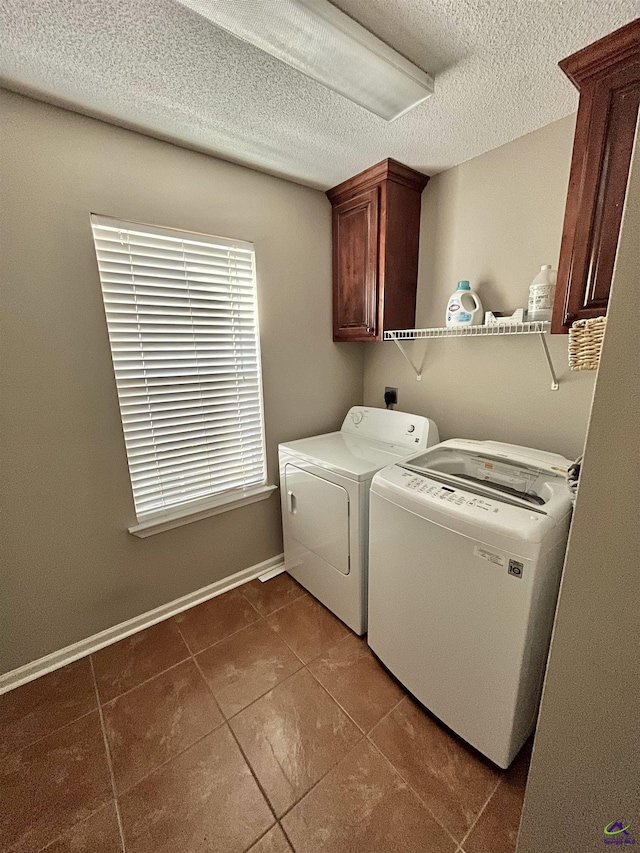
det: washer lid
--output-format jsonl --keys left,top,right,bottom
{"left": 279, "top": 432, "right": 409, "bottom": 481}
{"left": 401, "top": 439, "right": 572, "bottom": 511}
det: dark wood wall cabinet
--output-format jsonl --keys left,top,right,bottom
{"left": 326, "top": 158, "right": 429, "bottom": 342}
{"left": 552, "top": 18, "right": 640, "bottom": 333}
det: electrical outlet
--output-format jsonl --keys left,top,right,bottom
{"left": 384, "top": 386, "right": 398, "bottom": 408}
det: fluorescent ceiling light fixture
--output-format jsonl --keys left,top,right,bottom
{"left": 175, "top": 0, "right": 434, "bottom": 121}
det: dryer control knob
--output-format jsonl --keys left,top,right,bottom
{"left": 408, "top": 425, "right": 415, "bottom": 433}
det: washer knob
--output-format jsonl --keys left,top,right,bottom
{"left": 408, "top": 425, "right": 415, "bottom": 433}
{"left": 351, "top": 411, "right": 364, "bottom": 424}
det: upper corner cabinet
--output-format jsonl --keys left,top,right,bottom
{"left": 327, "top": 158, "right": 429, "bottom": 342}
{"left": 552, "top": 18, "right": 640, "bottom": 334}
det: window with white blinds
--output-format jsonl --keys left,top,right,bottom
{"left": 91, "top": 214, "right": 267, "bottom": 521}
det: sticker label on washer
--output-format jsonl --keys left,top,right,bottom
{"left": 473, "top": 545, "right": 506, "bottom": 567}
{"left": 508, "top": 559, "right": 524, "bottom": 579}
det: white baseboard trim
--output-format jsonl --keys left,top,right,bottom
{"left": 0, "top": 553, "right": 285, "bottom": 696}
{"left": 258, "top": 564, "right": 285, "bottom": 583}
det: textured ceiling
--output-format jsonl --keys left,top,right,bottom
{"left": 0, "top": 1, "right": 637, "bottom": 189}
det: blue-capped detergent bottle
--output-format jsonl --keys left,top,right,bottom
{"left": 445, "top": 281, "right": 483, "bottom": 327}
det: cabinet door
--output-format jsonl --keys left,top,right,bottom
{"left": 333, "top": 188, "right": 379, "bottom": 341}
{"left": 552, "top": 64, "right": 640, "bottom": 333}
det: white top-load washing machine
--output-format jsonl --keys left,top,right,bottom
{"left": 367, "top": 439, "right": 573, "bottom": 768}
{"left": 279, "top": 407, "right": 439, "bottom": 634}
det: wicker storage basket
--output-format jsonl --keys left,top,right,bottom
{"left": 568, "top": 316, "right": 607, "bottom": 371}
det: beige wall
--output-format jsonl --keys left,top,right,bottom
{"left": 0, "top": 90, "right": 363, "bottom": 674}
{"left": 364, "top": 115, "right": 595, "bottom": 460}
{"left": 516, "top": 133, "right": 640, "bottom": 853}
{"left": 0, "top": 94, "right": 606, "bottom": 677}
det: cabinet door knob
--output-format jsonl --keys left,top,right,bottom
{"left": 366, "top": 326, "right": 372, "bottom": 333}
{"left": 564, "top": 312, "right": 577, "bottom": 324}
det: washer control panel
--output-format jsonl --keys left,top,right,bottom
{"left": 400, "top": 471, "right": 499, "bottom": 513}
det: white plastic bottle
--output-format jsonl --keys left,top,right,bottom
{"left": 527, "top": 265, "right": 557, "bottom": 321}
{"left": 445, "top": 281, "right": 483, "bottom": 327}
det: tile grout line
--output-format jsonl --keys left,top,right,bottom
{"left": 276, "top": 734, "right": 367, "bottom": 823}
{"left": 364, "top": 692, "right": 407, "bottom": 736}
{"left": 221, "top": 585, "right": 417, "bottom": 827}
{"left": 35, "top": 802, "right": 119, "bottom": 853}
{"left": 278, "top": 818, "right": 297, "bottom": 852}
{"left": 240, "top": 594, "right": 264, "bottom": 620}
{"left": 305, "top": 662, "right": 371, "bottom": 736}
{"left": 176, "top": 620, "right": 278, "bottom": 812}
{"left": 105, "top": 622, "right": 234, "bottom": 796}
{"left": 300, "top": 633, "right": 410, "bottom": 736}
{"left": 302, "top": 628, "right": 361, "bottom": 672}
{"left": 187, "top": 596, "right": 308, "bottom": 667}
{"left": 114, "top": 725, "right": 226, "bottom": 798}
{"left": 99, "top": 577, "right": 457, "bottom": 845}
{"left": 23, "top": 576, "right": 483, "bottom": 853}
{"left": 239, "top": 586, "right": 309, "bottom": 620}
{"left": 99, "top": 586, "right": 327, "bottom": 718}
{"left": 214, "top": 665, "right": 305, "bottom": 727}
{"left": 98, "top": 578, "right": 495, "bottom": 851}
{"left": 364, "top": 691, "right": 463, "bottom": 848}
{"left": 266, "top": 629, "right": 307, "bottom": 665}
{"left": 96, "top": 655, "right": 192, "bottom": 707}
{"left": 238, "top": 822, "right": 280, "bottom": 853}
{"left": 91, "top": 618, "right": 305, "bottom": 801}
{"left": 89, "top": 630, "right": 239, "bottom": 797}
{"left": 267, "top": 638, "right": 408, "bottom": 822}
{"left": 173, "top": 621, "right": 226, "bottom": 723}
{"left": 273, "top": 613, "right": 352, "bottom": 668}
{"left": 181, "top": 606, "right": 363, "bottom": 829}
{"left": 176, "top": 614, "right": 262, "bottom": 658}
{"left": 92, "top": 582, "right": 324, "bottom": 706}
{"left": 364, "top": 692, "right": 509, "bottom": 850}
{"left": 6, "top": 579, "right": 368, "bottom": 853}
{"left": 262, "top": 595, "right": 509, "bottom": 851}
{"left": 274, "top": 693, "right": 461, "bottom": 850}
{"left": 176, "top": 620, "right": 281, "bottom": 827}
{"left": 0, "top": 707, "right": 98, "bottom": 764}
{"left": 457, "top": 773, "right": 503, "bottom": 851}
{"left": 241, "top": 581, "right": 350, "bottom": 667}
{"left": 278, "top": 703, "right": 368, "bottom": 821}
{"left": 89, "top": 582, "right": 310, "bottom": 709}
{"left": 364, "top": 728, "right": 460, "bottom": 849}
{"left": 175, "top": 583, "right": 309, "bottom": 659}
{"left": 230, "top": 718, "right": 286, "bottom": 825}
{"left": 187, "top": 585, "right": 358, "bottom": 724}
{"left": 88, "top": 619, "right": 450, "bottom": 842}
{"left": 248, "top": 588, "right": 336, "bottom": 666}
{"left": 89, "top": 656, "right": 127, "bottom": 853}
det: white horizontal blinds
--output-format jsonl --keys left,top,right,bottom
{"left": 91, "top": 214, "right": 266, "bottom": 518}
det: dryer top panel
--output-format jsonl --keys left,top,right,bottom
{"left": 279, "top": 408, "right": 439, "bottom": 482}
{"left": 340, "top": 407, "right": 438, "bottom": 451}
{"left": 279, "top": 432, "right": 409, "bottom": 482}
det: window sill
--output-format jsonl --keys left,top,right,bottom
{"left": 128, "top": 485, "right": 278, "bottom": 538}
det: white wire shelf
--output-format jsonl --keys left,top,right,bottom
{"left": 383, "top": 321, "right": 559, "bottom": 389}
{"left": 383, "top": 321, "right": 550, "bottom": 340}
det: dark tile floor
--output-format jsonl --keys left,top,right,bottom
{"left": 0, "top": 573, "right": 530, "bottom": 853}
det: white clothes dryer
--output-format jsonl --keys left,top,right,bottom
{"left": 278, "top": 407, "right": 439, "bottom": 634}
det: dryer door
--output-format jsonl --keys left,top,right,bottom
{"left": 284, "top": 463, "right": 350, "bottom": 575}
